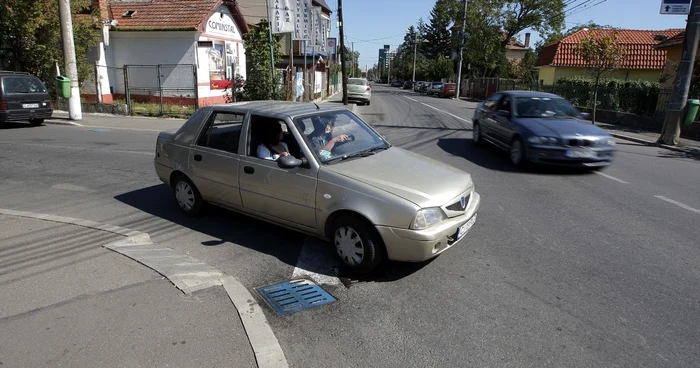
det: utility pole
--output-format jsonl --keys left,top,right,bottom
{"left": 658, "top": 0, "right": 700, "bottom": 145}
{"left": 338, "top": 0, "right": 348, "bottom": 104}
{"left": 412, "top": 34, "right": 418, "bottom": 82}
{"left": 350, "top": 42, "right": 354, "bottom": 77}
{"left": 388, "top": 50, "right": 391, "bottom": 84}
{"left": 454, "top": 0, "right": 468, "bottom": 100}
{"left": 58, "top": 0, "right": 82, "bottom": 120}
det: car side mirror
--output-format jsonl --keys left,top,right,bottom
{"left": 277, "top": 155, "right": 303, "bottom": 169}
{"left": 579, "top": 112, "right": 592, "bottom": 120}
{"left": 497, "top": 110, "right": 510, "bottom": 117}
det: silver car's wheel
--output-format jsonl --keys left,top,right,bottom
{"left": 173, "top": 175, "right": 204, "bottom": 216}
{"left": 332, "top": 216, "right": 385, "bottom": 274}
{"left": 510, "top": 139, "right": 525, "bottom": 167}
{"left": 335, "top": 226, "right": 364, "bottom": 266}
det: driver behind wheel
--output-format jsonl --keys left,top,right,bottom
{"left": 308, "top": 114, "right": 349, "bottom": 160}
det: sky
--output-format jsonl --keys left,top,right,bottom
{"left": 324, "top": 0, "right": 689, "bottom": 71}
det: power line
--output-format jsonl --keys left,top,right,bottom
{"left": 567, "top": 0, "right": 608, "bottom": 17}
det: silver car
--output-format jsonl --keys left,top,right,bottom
{"left": 154, "top": 101, "right": 480, "bottom": 273}
{"left": 346, "top": 78, "right": 371, "bottom": 105}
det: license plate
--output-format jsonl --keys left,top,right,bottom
{"left": 23, "top": 103, "right": 39, "bottom": 109}
{"left": 457, "top": 214, "right": 477, "bottom": 240}
{"left": 566, "top": 149, "right": 596, "bottom": 158}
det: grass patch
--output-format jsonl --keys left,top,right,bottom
{"left": 114, "top": 99, "right": 195, "bottom": 118}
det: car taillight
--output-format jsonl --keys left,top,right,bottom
{"left": 0, "top": 100, "right": 7, "bottom": 111}
{"left": 366, "top": 87, "right": 371, "bottom": 92}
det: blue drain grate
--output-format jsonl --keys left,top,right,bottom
{"left": 256, "top": 279, "right": 336, "bottom": 316}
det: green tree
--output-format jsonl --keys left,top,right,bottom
{"left": 242, "top": 21, "right": 283, "bottom": 100}
{"left": 575, "top": 29, "right": 625, "bottom": 124}
{"left": 501, "top": 0, "right": 565, "bottom": 49}
{"left": 342, "top": 47, "right": 361, "bottom": 78}
{"left": 425, "top": 0, "right": 456, "bottom": 59}
{"left": 0, "top": 0, "right": 99, "bottom": 88}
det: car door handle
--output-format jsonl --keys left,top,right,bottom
{"left": 244, "top": 166, "right": 255, "bottom": 174}
{"left": 193, "top": 154, "right": 202, "bottom": 162}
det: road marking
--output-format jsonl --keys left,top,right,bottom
{"left": 654, "top": 195, "right": 700, "bottom": 215}
{"left": 404, "top": 96, "right": 471, "bottom": 124}
{"left": 594, "top": 171, "right": 628, "bottom": 184}
{"left": 291, "top": 237, "right": 342, "bottom": 287}
{"left": 0, "top": 141, "right": 153, "bottom": 155}
{"left": 80, "top": 125, "right": 168, "bottom": 132}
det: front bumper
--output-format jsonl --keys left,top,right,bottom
{"left": 376, "top": 192, "right": 481, "bottom": 262}
{"left": 525, "top": 145, "right": 615, "bottom": 167}
{"left": 0, "top": 108, "right": 53, "bottom": 122}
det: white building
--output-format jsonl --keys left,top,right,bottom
{"left": 90, "top": 0, "right": 249, "bottom": 107}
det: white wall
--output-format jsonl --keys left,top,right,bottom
{"left": 104, "top": 31, "right": 198, "bottom": 96}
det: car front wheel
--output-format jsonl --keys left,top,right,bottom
{"left": 173, "top": 175, "right": 204, "bottom": 216}
{"left": 332, "top": 216, "right": 385, "bottom": 274}
{"left": 510, "top": 138, "right": 526, "bottom": 167}
{"left": 473, "top": 122, "right": 483, "bottom": 146}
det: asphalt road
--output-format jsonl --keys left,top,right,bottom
{"left": 1, "top": 85, "right": 699, "bottom": 367}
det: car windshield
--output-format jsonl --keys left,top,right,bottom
{"left": 348, "top": 78, "right": 368, "bottom": 86}
{"left": 294, "top": 110, "right": 390, "bottom": 164}
{"left": 514, "top": 97, "right": 579, "bottom": 118}
{"left": 433, "top": 82, "right": 442, "bottom": 87}
{"left": 2, "top": 76, "right": 47, "bottom": 94}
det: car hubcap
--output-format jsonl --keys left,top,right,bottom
{"left": 175, "top": 181, "right": 195, "bottom": 211}
{"left": 511, "top": 141, "right": 522, "bottom": 165}
{"left": 334, "top": 226, "right": 364, "bottom": 266}
{"left": 473, "top": 124, "right": 480, "bottom": 142}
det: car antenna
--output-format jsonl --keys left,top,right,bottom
{"left": 313, "top": 101, "right": 320, "bottom": 109}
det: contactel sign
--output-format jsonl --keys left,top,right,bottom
{"left": 207, "top": 20, "right": 236, "bottom": 35}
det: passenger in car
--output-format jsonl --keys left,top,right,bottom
{"left": 257, "top": 121, "right": 290, "bottom": 161}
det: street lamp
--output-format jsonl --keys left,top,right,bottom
{"left": 412, "top": 37, "right": 429, "bottom": 82}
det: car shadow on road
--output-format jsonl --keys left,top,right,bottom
{"left": 114, "top": 184, "right": 428, "bottom": 283}
{"left": 114, "top": 184, "right": 305, "bottom": 269}
{"left": 0, "top": 122, "right": 41, "bottom": 129}
{"left": 438, "top": 138, "right": 596, "bottom": 175}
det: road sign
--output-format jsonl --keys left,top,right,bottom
{"left": 661, "top": 0, "right": 690, "bottom": 14}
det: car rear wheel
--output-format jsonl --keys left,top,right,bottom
{"left": 29, "top": 119, "right": 44, "bottom": 126}
{"left": 366, "top": 100, "right": 371, "bottom": 106}
{"left": 173, "top": 175, "right": 204, "bottom": 216}
{"left": 473, "top": 122, "right": 483, "bottom": 146}
{"left": 332, "top": 216, "right": 385, "bottom": 274}
{"left": 510, "top": 138, "right": 526, "bottom": 167}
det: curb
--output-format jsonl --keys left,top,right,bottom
{"left": 0, "top": 208, "right": 288, "bottom": 368}
{"left": 608, "top": 132, "right": 700, "bottom": 157}
{"left": 43, "top": 119, "right": 84, "bottom": 127}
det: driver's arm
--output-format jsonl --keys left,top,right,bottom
{"left": 321, "top": 134, "right": 348, "bottom": 152}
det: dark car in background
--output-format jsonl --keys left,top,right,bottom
{"left": 471, "top": 91, "right": 616, "bottom": 169}
{"left": 391, "top": 80, "right": 403, "bottom": 87}
{"left": 403, "top": 81, "right": 414, "bottom": 89}
{"left": 413, "top": 81, "right": 425, "bottom": 92}
{"left": 0, "top": 71, "right": 52, "bottom": 126}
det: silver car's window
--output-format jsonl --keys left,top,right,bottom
{"left": 514, "top": 97, "right": 579, "bottom": 118}
{"left": 348, "top": 78, "right": 368, "bottom": 86}
{"left": 293, "top": 110, "right": 388, "bottom": 164}
{"left": 196, "top": 112, "right": 244, "bottom": 154}
{"left": 247, "top": 115, "right": 303, "bottom": 159}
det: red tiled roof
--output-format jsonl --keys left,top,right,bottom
{"left": 655, "top": 31, "right": 685, "bottom": 49}
{"left": 109, "top": 0, "right": 248, "bottom": 33}
{"left": 536, "top": 28, "right": 683, "bottom": 70}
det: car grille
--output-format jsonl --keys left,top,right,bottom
{"left": 446, "top": 194, "right": 470, "bottom": 211}
{"left": 567, "top": 138, "right": 594, "bottom": 147}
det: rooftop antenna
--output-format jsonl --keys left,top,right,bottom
{"left": 313, "top": 101, "right": 320, "bottom": 109}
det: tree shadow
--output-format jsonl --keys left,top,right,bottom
{"left": 657, "top": 149, "right": 700, "bottom": 161}
{"left": 438, "top": 137, "right": 597, "bottom": 175}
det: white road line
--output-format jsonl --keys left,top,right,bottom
{"left": 291, "top": 237, "right": 342, "bottom": 287}
{"left": 654, "top": 195, "right": 700, "bottom": 215}
{"left": 80, "top": 125, "right": 169, "bottom": 132}
{"left": 0, "top": 141, "right": 153, "bottom": 155}
{"left": 594, "top": 171, "right": 628, "bottom": 184}
{"left": 404, "top": 96, "right": 471, "bottom": 124}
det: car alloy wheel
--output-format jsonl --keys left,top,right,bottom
{"left": 510, "top": 139, "right": 524, "bottom": 166}
{"left": 473, "top": 123, "right": 482, "bottom": 145}
{"left": 335, "top": 226, "right": 364, "bottom": 266}
{"left": 173, "top": 176, "right": 204, "bottom": 216}
{"left": 332, "top": 216, "right": 385, "bottom": 274}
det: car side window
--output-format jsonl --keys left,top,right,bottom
{"left": 247, "top": 115, "right": 305, "bottom": 160}
{"left": 498, "top": 96, "right": 512, "bottom": 112}
{"left": 483, "top": 94, "right": 501, "bottom": 110}
{"left": 196, "top": 111, "right": 244, "bottom": 154}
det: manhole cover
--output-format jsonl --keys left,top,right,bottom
{"left": 88, "top": 128, "right": 110, "bottom": 132}
{"left": 256, "top": 279, "right": 336, "bottom": 316}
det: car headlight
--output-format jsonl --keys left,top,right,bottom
{"left": 527, "top": 136, "right": 559, "bottom": 145}
{"left": 599, "top": 137, "right": 616, "bottom": 146}
{"left": 411, "top": 207, "right": 446, "bottom": 230}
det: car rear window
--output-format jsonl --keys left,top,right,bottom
{"left": 2, "top": 76, "right": 47, "bottom": 94}
{"left": 433, "top": 82, "right": 443, "bottom": 87}
{"left": 348, "top": 78, "right": 368, "bottom": 86}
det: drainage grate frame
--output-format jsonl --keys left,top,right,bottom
{"left": 256, "top": 279, "right": 336, "bottom": 316}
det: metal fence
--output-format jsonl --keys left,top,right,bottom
{"left": 124, "top": 64, "right": 198, "bottom": 117}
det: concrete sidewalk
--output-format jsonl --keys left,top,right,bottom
{"left": 593, "top": 122, "right": 700, "bottom": 157}
{"left": 46, "top": 110, "right": 186, "bottom": 131}
{"left": 0, "top": 214, "right": 257, "bottom": 368}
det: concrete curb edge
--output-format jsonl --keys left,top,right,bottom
{"left": 608, "top": 132, "right": 700, "bottom": 157}
{"left": 0, "top": 208, "right": 288, "bottom": 368}
{"left": 43, "top": 120, "right": 84, "bottom": 127}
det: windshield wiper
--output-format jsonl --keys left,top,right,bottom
{"left": 325, "top": 145, "right": 389, "bottom": 164}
